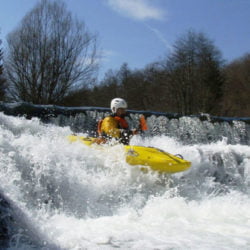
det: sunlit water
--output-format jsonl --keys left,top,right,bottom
{"left": 0, "top": 112, "right": 250, "bottom": 249}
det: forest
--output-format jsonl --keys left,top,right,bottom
{"left": 0, "top": 0, "right": 249, "bottom": 117}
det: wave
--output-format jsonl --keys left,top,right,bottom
{"left": 0, "top": 112, "right": 250, "bottom": 249}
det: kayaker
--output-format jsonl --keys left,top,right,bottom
{"left": 96, "top": 98, "right": 147, "bottom": 145}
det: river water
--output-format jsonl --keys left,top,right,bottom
{"left": 0, "top": 112, "right": 250, "bottom": 249}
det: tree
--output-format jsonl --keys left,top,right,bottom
{"left": 0, "top": 37, "right": 6, "bottom": 101}
{"left": 222, "top": 53, "right": 250, "bottom": 116}
{"left": 160, "top": 31, "right": 224, "bottom": 115}
{"left": 5, "top": 0, "right": 98, "bottom": 104}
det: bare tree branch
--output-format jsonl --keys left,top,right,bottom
{"left": 5, "top": 0, "right": 98, "bottom": 104}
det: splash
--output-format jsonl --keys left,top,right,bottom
{"left": 0, "top": 112, "right": 249, "bottom": 249}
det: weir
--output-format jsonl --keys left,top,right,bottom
{"left": 1, "top": 101, "right": 250, "bottom": 145}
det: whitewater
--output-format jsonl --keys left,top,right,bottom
{"left": 0, "top": 112, "right": 250, "bottom": 250}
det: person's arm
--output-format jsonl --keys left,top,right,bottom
{"left": 131, "top": 115, "right": 148, "bottom": 135}
{"left": 139, "top": 115, "right": 148, "bottom": 131}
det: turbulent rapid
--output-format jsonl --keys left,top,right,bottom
{"left": 0, "top": 112, "right": 250, "bottom": 249}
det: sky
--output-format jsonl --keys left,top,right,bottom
{"left": 0, "top": 0, "right": 250, "bottom": 80}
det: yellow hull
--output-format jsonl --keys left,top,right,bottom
{"left": 67, "top": 135, "right": 191, "bottom": 174}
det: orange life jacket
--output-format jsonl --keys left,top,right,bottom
{"left": 113, "top": 116, "right": 129, "bottom": 129}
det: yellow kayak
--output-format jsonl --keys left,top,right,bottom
{"left": 67, "top": 135, "right": 191, "bottom": 174}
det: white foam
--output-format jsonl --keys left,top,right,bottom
{"left": 0, "top": 113, "right": 249, "bottom": 249}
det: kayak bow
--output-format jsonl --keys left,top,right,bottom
{"left": 67, "top": 135, "right": 191, "bottom": 173}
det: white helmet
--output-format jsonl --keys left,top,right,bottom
{"left": 110, "top": 98, "right": 127, "bottom": 114}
